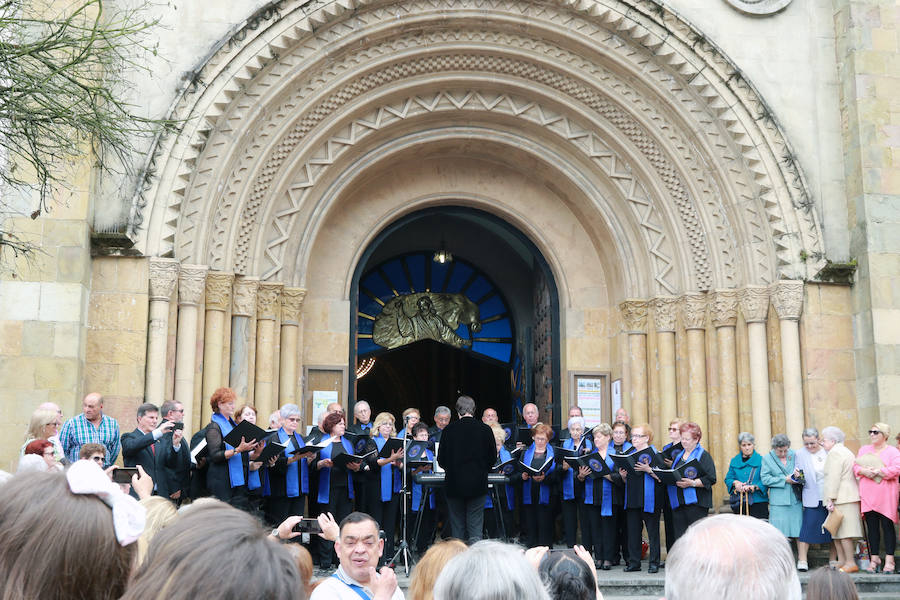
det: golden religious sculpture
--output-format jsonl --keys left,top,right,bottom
{"left": 373, "top": 293, "right": 482, "bottom": 350}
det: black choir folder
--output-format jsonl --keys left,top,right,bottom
{"left": 610, "top": 448, "right": 660, "bottom": 474}
{"left": 518, "top": 455, "right": 554, "bottom": 476}
{"left": 255, "top": 437, "right": 327, "bottom": 464}
{"left": 660, "top": 442, "right": 683, "bottom": 463}
{"left": 377, "top": 437, "right": 405, "bottom": 458}
{"left": 564, "top": 452, "right": 612, "bottom": 479}
{"left": 331, "top": 446, "right": 376, "bottom": 468}
{"left": 223, "top": 420, "right": 269, "bottom": 448}
{"left": 405, "top": 440, "right": 433, "bottom": 468}
{"left": 651, "top": 459, "right": 702, "bottom": 486}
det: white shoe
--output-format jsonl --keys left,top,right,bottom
{"left": 797, "top": 560, "right": 808, "bottom": 572}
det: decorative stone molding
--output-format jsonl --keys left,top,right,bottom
{"left": 232, "top": 277, "right": 259, "bottom": 317}
{"left": 771, "top": 280, "right": 804, "bottom": 321}
{"left": 205, "top": 272, "right": 234, "bottom": 312}
{"left": 681, "top": 292, "right": 708, "bottom": 330}
{"left": 619, "top": 300, "right": 649, "bottom": 334}
{"left": 651, "top": 296, "right": 679, "bottom": 333}
{"left": 177, "top": 264, "right": 208, "bottom": 306}
{"left": 256, "top": 282, "right": 283, "bottom": 321}
{"left": 723, "top": 0, "right": 793, "bottom": 16}
{"left": 739, "top": 285, "right": 770, "bottom": 323}
{"left": 148, "top": 258, "right": 179, "bottom": 301}
{"left": 712, "top": 289, "right": 739, "bottom": 328}
{"left": 281, "top": 287, "right": 307, "bottom": 324}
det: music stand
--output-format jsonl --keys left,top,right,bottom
{"left": 390, "top": 425, "right": 416, "bottom": 575}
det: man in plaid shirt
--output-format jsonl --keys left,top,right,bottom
{"left": 59, "top": 392, "right": 121, "bottom": 467}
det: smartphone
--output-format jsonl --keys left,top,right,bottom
{"left": 172, "top": 422, "right": 184, "bottom": 431}
{"left": 292, "top": 518, "right": 323, "bottom": 534}
{"left": 112, "top": 467, "right": 139, "bottom": 484}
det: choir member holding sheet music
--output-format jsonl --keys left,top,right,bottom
{"left": 314, "top": 412, "right": 362, "bottom": 569}
{"left": 265, "top": 403, "right": 310, "bottom": 528}
{"left": 609, "top": 421, "right": 632, "bottom": 566}
{"left": 407, "top": 422, "right": 437, "bottom": 553}
{"left": 366, "top": 412, "right": 403, "bottom": 566}
{"left": 485, "top": 423, "right": 517, "bottom": 540}
{"left": 559, "top": 416, "right": 593, "bottom": 551}
{"left": 205, "top": 388, "right": 263, "bottom": 510}
{"left": 620, "top": 423, "right": 662, "bottom": 573}
{"left": 233, "top": 403, "right": 268, "bottom": 520}
{"left": 579, "top": 423, "right": 617, "bottom": 570}
{"left": 661, "top": 418, "right": 684, "bottom": 552}
{"left": 666, "top": 421, "right": 717, "bottom": 542}
{"left": 520, "top": 423, "right": 558, "bottom": 548}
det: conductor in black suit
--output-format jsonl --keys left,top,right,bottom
{"left": 121, "top": 402, "right": 174, "bottom": 496}
{"left": 437, "top": 395, "right": 497, "bottom": 544}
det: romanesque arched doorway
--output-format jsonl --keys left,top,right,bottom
{"left": 349, "top": 207, "right": 561, "bottom": 427}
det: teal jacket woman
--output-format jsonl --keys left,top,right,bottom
{"left": 726, "top": 453, "right": 767, "bottom": 501}
{"left": 761, "top": 434, "right": 803, "bottom": 538}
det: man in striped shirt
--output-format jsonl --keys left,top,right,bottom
{"left": 59, "top": 392, "right": 121, "bottom": 467}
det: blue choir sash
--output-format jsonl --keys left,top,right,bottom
{"left": 318, "top": 437, "right": 355, "bottom": 504}
{"left": 248, "top": 465, "right": 261, "bottom": 491}
{"left": 561, "top": 437, "right": 593, "bottom": 500}
{"left": 641, "top": 445, "right": 658, "bottom": 513}
{"left": 211, "top": 413, "right": 245, "bottom": 487}
{"left": 278, "top": 427, "right": 309, "bottom": 497}
{"left": 411, "top": 449, "right": 436, "bottom": 512}
{"left": 522, "top": 444, "right": 554, "bottom": 505}
{"left": 374, "top": 435, "right": 401, "bottom": 502}
{"left": 485, "top": 447, "right": 516, "bottom": 510}
{"left": 584, "top": 452, "right": 615, "bottom": 516}
{"left": 667, "top": 444, "right": 704, "bottom": 508}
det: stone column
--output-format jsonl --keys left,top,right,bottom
{"left": 740, "top": 285, "right": 772, "bottom": 453}
{"left": 713, "top": 290, "right": 740, "bottom": 454}
{"left": 682, "top": 292, "right": 708, "bottom": 435}
{"left": 146, "top": 258, "right": 179, "bottom": 406}
{"left": 230, "top": 278, "right": 259, "bottom": 404}
{"left": 175, "top": 264, "right": 208, "bottom": 433}
{"left": 279, "top": 288, "right": 306, "bottom": 409}
{"left": 255, "top": 282, "right": 283, "bottom": 421}
{"left": 652, "top": 296, "right": 678, "bottom": 434}
{"left": 620, "top": 300, "right": 649, "bottom": 425}
{"left": 772, "top": 280, "right": 805, "bottom": 447}
{"left": 202, "top": 272, "right": 234, "bottom": 425}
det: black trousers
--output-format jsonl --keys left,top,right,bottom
{"left": 626, "top": 507, "right": 661, "bottom": 568}
{"left": 612, "top": 504, "right": 628, "bottom": 563}
{"left": 562, "top": 497, "right": 592, "bottom": 550}
{"left": 865, "top": 511, "right": 897, "bottom": 556}
{"left": 586, "top": 505, "right": 616, "bottom": 563}
{"left": 484, "top": 503, "right": 513, "bottom": 541}
{"left": 369, "top": 495, "right": 399, "bottom": 565}
{"left": 522, "top": 502, "right": 555, "bottom": 548}
{"left": 317, "top": 486, "right": 353, "bottom": 567}
{"left": 662, "top": 500, "right": 675, "bottom": 552}
{"left": 672, "top": 504, "right": 708, "bottom": 542}
{"left": 265, "top": 494, "right": 306, "bottom": 529}
{"left": 409, "top": 505, "right": 436, "bottom": 554}
{"left": 447, "top": 494, "right": 487, "bottom": 544}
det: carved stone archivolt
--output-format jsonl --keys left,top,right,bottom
{"left": 149, "top": 258, "right": 179, "bottom": 301}
{"left": 681, "top": 293, "right": 708, "bottom": 331}
{"left": 256, "top": 283, "right": 283, "bottom": 321}
{"left": 232, "top": 278, "right": 259, "bottom": 317}
{"left": 373, "top": 293, "right": 482, "bottom": 350}
{"left": 712, "top": 289, "right": 740, "bottom": 328}
{"left": 205, "top": 272, "right": 234, "bottom": 312}
{"left": 651, "top": 296, "right": 679, "bottom": 333}
{"left": 134, "top": 0, "right": 825, "bottom": 292}
{"left": 739, "top": 285, "right": 770, "bottom": 323}
{"left": 620, "top": 300, "right": 649, "bottom": 334}
{"left": 281, "top": 287, "right": 307, "bottom": 324}
{"left": 771, "top": 280, "right": 804, "bottom": 321}
{"left": 723, "top": 0, "right": 793, "bottom": 16}
{"left": 177, "top": 265, "right": 208, "bottom": 306}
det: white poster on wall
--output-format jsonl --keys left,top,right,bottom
{"left": 311, "top": 390, "right": 338, "bottom": 433}
{"left": 611, "top": 379, "right": 621, "bottom": 414}
{"left": 576, "top": 377, "right": 605, "bottom": 428}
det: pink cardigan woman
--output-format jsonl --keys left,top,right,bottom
{"left": 854, "top": 422, "right": 900, "bottom": 573}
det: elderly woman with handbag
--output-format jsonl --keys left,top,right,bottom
{"left": 761, "top": 434, "right": 803, "bottom": 540}
{"left": 794, "top": 427, "right": 835, "bottom": 572}
{"left": 725, "top": 432, "right": 768, "bottom": 519}
{"left": 853, "top": 422, "right": 900, "bottom": 573}
{"left": 822, "top": 426, "right": 863, "bottom": 573}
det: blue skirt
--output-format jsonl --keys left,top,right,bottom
{"left": 799, "top": 502, "right": 833, "bottom": 544}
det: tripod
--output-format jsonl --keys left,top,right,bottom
{"left": 390, "top": 425, "right": 416, "bottom": 576}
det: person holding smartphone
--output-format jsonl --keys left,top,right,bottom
{"left": 121, "top": 403, "right": 174, "bottom": 498}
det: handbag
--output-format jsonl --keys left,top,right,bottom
{"left": 823, "top": 509, "right": 844, "bottom": 536}
{"left": 730, "top": 467, "right": 756, "bottom": 514}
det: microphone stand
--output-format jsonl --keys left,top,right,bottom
{"left": 391, "top": 417, "right": 415, "bottom": 576}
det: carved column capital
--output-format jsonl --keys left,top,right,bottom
{"left": 739, "top": 285, "right": 770, "bottom": 323}
{"left": 257, "top": 282, "right": 283, "bottom": 321}
{"left": 619, "top": 299, "right": 649, "bottom": 334}
{"left": 232, "top": 278, "right": 259, "bottom": 317}
{"left": 681, "top": 292, "right": 708, "bottom": 330}
{"left": 177, "top": 264, "right": 208, "bottom": 306}
{"left": 651, "top": 296, "right": 679, "bottom": 333}
{"left": 771, "top": 280, "right": 804, "bottom": 321}
{"left": 281, "top": 287, "right": 307, "bottom": 324}
{"left": 205, "top": 272, "right": 234, "bottom": 312}
{"left": 148, "top": 258, "right": 179, "bottom": 301}
{"left": 712, "top": 289, "right": 739, "bottom": 328}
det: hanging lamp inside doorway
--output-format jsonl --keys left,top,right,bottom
{"left": 432, "top": 238, "right": 453, "bottom": 264}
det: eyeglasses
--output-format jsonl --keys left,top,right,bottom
{"left": 90, "top": 456, "right": 104, "bottom": 463}
{"left": 869, "top": 430, "right": 882, "bottom": 436}
{"left": 668, "top": 427, "right": 679, "bottom": 432}
{"left": 632, "top": 433, "right": 648, "bottom": 438}
{"left": 285, "top": 417, "right": 301, "bottom": 423}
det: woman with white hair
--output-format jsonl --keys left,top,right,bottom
{"left": 266, "top": 403, "right": 310, "bottom": 527}
{"left": 761, "top": 434, "right": 802, "bottom": 540}
{"left": 433, "top": 540, "right": 551, "bottom": 600}
{"left": 794, "top": 427, "right": 835, "bottom": 572}
{"left": 725, "top": 432, "right": 768, "bottom": 519}
{"left": 560, "top": 416, "right": 593, "bottom": 550}
{"left": 822, "top": 426, "right": 863, "bottom": 573}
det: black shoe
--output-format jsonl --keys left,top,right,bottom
{"left": 611, "top": 559, "right": 621, "bottom": 566}
{"left": 648, "top": 565, "right": 659, "bottom": 574}
{"left": 659, "top": 562, "right": 665, "bottom": 569}
{"left": 600, "top": 563, "right": 611, "bottom": 571}
{"left": 624, "top": 565, "right": 641, "bottom": 572}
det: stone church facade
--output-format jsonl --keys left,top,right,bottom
{"left": 1, "top": 0, "right": 897, "bottom": 503}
